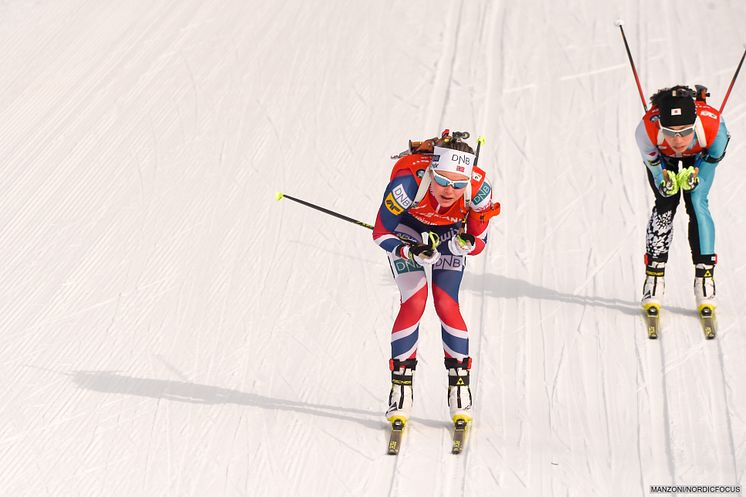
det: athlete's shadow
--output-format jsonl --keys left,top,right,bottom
{"left": 459, "top": 273, "right": 695, "bottom": 317}
{"left": 69, "top": 371, "right": 443, "bottom": 430}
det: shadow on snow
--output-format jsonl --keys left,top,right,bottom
{"left": 69, "top": 370, "right": 445, "bottom": 430}
{"left": 381, "top": 270, "right": 695, "bottom": 318}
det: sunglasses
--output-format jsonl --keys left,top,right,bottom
{"left": 431, "top": 170, "right": 469, "bottom": 189}
{"left": 660, "top": 123, "right": 695, "bottom": 138}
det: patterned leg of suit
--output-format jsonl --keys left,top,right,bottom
{"left": 431, "top": 257, "right": 472, "bottom": 418}
{"left": 387, "top": 253, "right": 428, "bottom": 361}
{"left": 385, "top": 253, "right": 428, "bottom": 420}
{"left": 431, "top": 259, "right": 468, "bottom": 361}
{"left": 645, "top": 168, "right": 681, "bottom": 262}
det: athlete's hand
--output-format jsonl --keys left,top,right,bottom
{"left": 677, "top": 166, "right": 699, "bottom": 191}
{"left": 448, "top": 233, "right": 475, "bottom": 256}
{"left": 397, "top": 232, "right": 441, "bottom": 266}
{"left": 658, "top": 169, "right": 679, "bottom": 197}
{"left": 410, "top": 243, "right": 441, "bottom": 266}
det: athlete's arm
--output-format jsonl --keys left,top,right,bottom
{"left": 699, "top": 118, "right": 730, "bottom": 166}
{"left": 463, "top": 178, "right": 494, "bottom": 256}
{"left": 635, "top": 119, "right": 664, "bottom": 185}
{"left": 372, "top": 170, "right": 419, "bottom": 256}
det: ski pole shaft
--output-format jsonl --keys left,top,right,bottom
{"left": 276, "top": 192, "right": 375, "bottom": 230}
{"left": 615, "top": 20, "right": 648, "bottom": 112}
{"left": 719, "top": 47, "right": 746, "bottom": 113}
{"left": 276, "top": 192, "right": 439, "bottom": 247}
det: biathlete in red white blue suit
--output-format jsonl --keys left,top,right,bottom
{"left": 635, "top": 86, "right": 730, "bottom": 311}
{"left": 372, "top": 131, "right": 499, "bottom": 423}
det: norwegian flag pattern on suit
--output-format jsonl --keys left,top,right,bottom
{"left": 373, "top": 153, "right": 495, "bottom": 361}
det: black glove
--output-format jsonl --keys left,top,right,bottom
{"left": 397, "top": 232, "right": 441, "bottom": 265}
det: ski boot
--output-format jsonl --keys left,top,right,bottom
{"left": 694, "top": 262, "right": 717, "bottom": 310}
{"left": 445, "top": 357, "right": 472, "bottom": 423}
{"left": 386, "top": 358, "right": 416, "bottom": 423}
{"left": 641, "top": 254, "right": 666, "bottom": 310}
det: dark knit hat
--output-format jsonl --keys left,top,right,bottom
{"left": 656, "top": 88, "right": 697, "bottom": 127}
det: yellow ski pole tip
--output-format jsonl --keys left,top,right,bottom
{"left": 477, "top": 136, "right": 486, "bottom": 145}
{"left": 275, "top": 192, "right": 284, "bottom": 201}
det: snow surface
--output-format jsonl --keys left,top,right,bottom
{"left": 1, "top": 1, "right": 745, "bottom": 496}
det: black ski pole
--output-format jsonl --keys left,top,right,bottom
{"left": 720, "top": 47, "right": 746, "bottom": 113}
{"left": 615, "top": 19, "right": 648, "bottom": 112}
{"left": 276, "top": 192, "right": 375, "bottom": 230}
{"left": 276, "top": 192, "right": 441, "bottom": 248}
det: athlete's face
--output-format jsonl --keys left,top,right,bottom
{"left": 430, "top": 170, "right": 469, "bottom": 208}
{"left": 662, "top": 124, "right": 696, "bottom": 153}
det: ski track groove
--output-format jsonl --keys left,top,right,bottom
{"left": 712, "top": 329, "right": 740, "bottom": 482}
{"left": 657, "top": 326, "right": 678, "bottom": 484}
{"left": 424, "top": 0, "right": 462, "bottom": 131}
{"left": 458, "top": 0, "right": 506, "bottom": 491}
{"left": 387, "top": 1, "right": 466, "bottom": 495}
{"left": 483, "top": 10, "right": 508, "bottom": 493}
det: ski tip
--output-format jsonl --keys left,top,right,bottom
{"left": 452, "top": 414, "right": 472, "bottom": 425}
{"left": 698, "top": 303, "right": 716, "bottom": 314}
{"left": 388, "top": 415, "right": 408, "bottom": 427}
{"left": 614, "top": 18, "right": 624, "bottom": 27}
{"left": 642, "top": 302, "right": 660, "bottom": 310}
{"left": 275, "top": 192, "right": 284, "bottom": 201}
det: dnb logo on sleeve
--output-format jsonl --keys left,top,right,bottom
{"left": 392, "top": 184, "right": 412, "bottom": 209}
{"left": 473, "top": 183, "right": 491, "bottom": 205}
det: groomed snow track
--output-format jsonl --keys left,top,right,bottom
{"left": 1, "top": 1, "right": 745, "bottom": 496}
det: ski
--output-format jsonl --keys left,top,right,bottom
{"left": 387, "top": 418, "right": 406, "bottom": 455}
{"left": 451, "top": 416, "right": 471, "bottom": 454}
{"left": 643, "top": 304, "right": 660, "bottom": 339}
{"left": 699, "top": 305, "right": 717, "bottom": 339}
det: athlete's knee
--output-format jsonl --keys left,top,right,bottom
{"left": 687, "top": 190, "right": 712, "bottom": 219}
{"left": 654, "top": 193, "right": 680, "bottom": 212}
{"left": 691, "top": 190, "right": 710, "bottom": 209}
{"left": 402, "top": 285, "right": 428, "bottom": 314}
{"left": 433, "top": 291, "right": 461, "bottom": 321}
